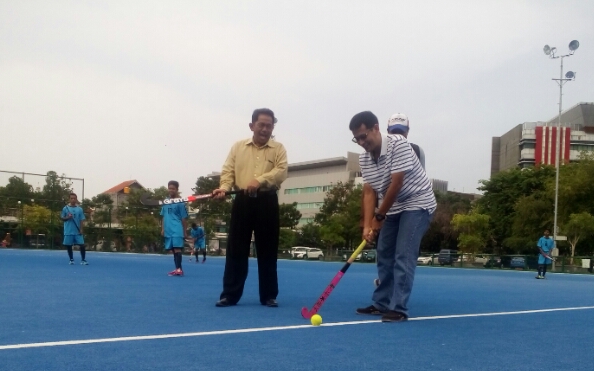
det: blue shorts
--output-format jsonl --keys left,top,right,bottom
{"left": 164, "top": 237, "right": 185, "bottom": 250}
{"left": 63, "top": 235, "right": 84, "bottom": 246}
{"left": 194, "top": 244, "right": 206, "bottom": 250}
{"left": 538, "top": 254, "right": 552, "bottom": 265}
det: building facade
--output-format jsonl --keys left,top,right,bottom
{"left": 491, "top": 102, "right": 594, "bottom": 176}
{"left": 278, "top": 152, "right": 361, "bottom": 226}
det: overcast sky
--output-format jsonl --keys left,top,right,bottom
{"left": 1, "top": 0, "right": 593, "bottom": 199}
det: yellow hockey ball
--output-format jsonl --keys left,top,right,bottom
{"left": 311, "top": 314, "right": 322, "bottom": 326}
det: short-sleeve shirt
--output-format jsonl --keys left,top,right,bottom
{"left": 160, "top": 201, "right": 188, "bottom": 238}
{"left": 359, "top": 133, "right": 436, "bottom": 215}
{"left": 537, "top": 236, "right": 554, "bottom": 254}
{"left": 61, "top": 205, "right": 85, "bottom": 236}
{"left": 190, "top": 226, "right": 205, "bottom": 247}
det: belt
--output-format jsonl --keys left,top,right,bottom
{"left": 235, "top": 189, "right": 278, "bottom": 197}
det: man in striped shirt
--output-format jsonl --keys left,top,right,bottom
{"left": 350, "top": 111, "right": 436, "bottom": 322}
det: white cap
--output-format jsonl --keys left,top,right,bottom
{"left": 387, "top": 113, "right": 409, "bottom": 134}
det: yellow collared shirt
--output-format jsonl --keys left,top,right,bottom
{"left": 220, "top": 137, "right": 288, "bottom": 191}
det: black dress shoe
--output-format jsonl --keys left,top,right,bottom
{"left": 263, "top": 299, "right": 278, "bottom": 307}
{"left": 215, "top": 298, "right": 236, "bottom": 307}
{"left": 381, "top": 310, "right": 408, "bottom": 322}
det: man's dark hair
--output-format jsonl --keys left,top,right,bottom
{"left": 252, "top": 108, "right": 276, "bottom": 124}
{"left": 168, "top": 180, "right": 179, "bottom": 189}
{"left": 349, "top": 111, "right": 378, "bottom": 131}
{"left": 191, "top": 223, "right": 197, "bottom": 228}
{"left": 544, "top": 229, "right": 550, "bottom": 233}
{"left": 69, "top": 192, "right": 77, "bottom": 198}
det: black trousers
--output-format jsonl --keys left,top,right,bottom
{"left": 220, "top": 191, "right": 280, "bottom": 304}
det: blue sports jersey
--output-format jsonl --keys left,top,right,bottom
{"left": 537, "top": 236, "right": 554, "bottom": 254}
{"left": 61, "top": 205, "right": 85, "bottom": 236}
{"left": 190, "top": 226, "right": 205, "bottom": 247}
{"left": 160, "top": 201, "right": 188, "bottom": 238}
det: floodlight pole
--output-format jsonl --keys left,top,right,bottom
{"left": 546, "top": 41, "right": 578, "bottom": 258}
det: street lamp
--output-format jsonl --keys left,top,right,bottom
{"left": 543, "top": 39, "right": 579, "bottom": 249}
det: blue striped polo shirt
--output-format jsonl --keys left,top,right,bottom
{"left": 359, "top": 132, "right": 436, "bottom": 215}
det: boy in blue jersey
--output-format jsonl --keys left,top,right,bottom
{"left": 161, "top": 181, "right": 189, "bottom": 276}
{"left": 190, "top": 222, "right": 206, "bottom": 263}
{"left": 536, "top": 229, "right": 554, "bottom": 279}
{"left": 61, "top": 193, "right": 88, "bottom": 265}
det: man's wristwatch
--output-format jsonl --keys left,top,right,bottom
{"left": 374, "top": 213, "right": 386, "bottom": 221}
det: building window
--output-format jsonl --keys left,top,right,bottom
{"left": 284, "top": 185, "right": 334, "bottom": 195}
{"left": 570, "top": 144, "right": 594, "bottom": 152}
{"left": 296, "top": 202, "right": 324, "bottom": 210}
{"left": 298, "top": 217, "right": 315, "bottom": 225}
{"left": 521, "top": 143, "right": 535, "bottom": 150}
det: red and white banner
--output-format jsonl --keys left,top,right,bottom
{"left": 535, "top": 126, "right": 570, "bottom": 165}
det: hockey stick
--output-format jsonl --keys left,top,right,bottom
{"left": 540, "top": 252, "right": 556, "bottom": 262}
{"left": 140, "top": 190, "right": 242, "bottom": 206}
{"left": 301, "top": 240, "right": 367, "bottom": 319}
{"left": 64, "top": 204, "right": 81, "bottom": 234}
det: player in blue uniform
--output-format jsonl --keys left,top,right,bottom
{"left": 190, "top": 222, "right": 206, "bottom": 263}
{"left": 161, "top": 180, "right": 189, "bottom": 276}
{"left": 60, "top": 193, "right": 87, "bottom": 265}
{"left": 536, "top": 229, "right": 554, "bottom": 279}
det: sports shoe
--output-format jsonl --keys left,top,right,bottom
{"left": 69, "top": 260, "right": 74, "bottom": 265}
{"left": 168, "top": 270, "right": 178, "bottom": 276}
{"left": 177, "top": 270, "right": 184, "bottom": 276}
{"left": 381, "top": 310, "right": 408, "bottom": 323}
{"left": 535, "top": 275, "right": 541, "bottom": 279}
{"left": 202, "top": 258, "right": 206, "bottom": 264}
{"left": 81, "top": 260, "right": 88, "bottom": 265}
{"left": 356, "top": 305, "right": 383, "bottom": 315}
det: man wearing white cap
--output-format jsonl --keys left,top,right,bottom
{"left": 386, "top": 113, "right": 425, "bottom": 170}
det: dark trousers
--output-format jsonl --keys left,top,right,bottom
{"left": 220, "top": 192, "right": 280, "bottom": 304}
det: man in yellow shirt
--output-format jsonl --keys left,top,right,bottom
{"left": 212, "top": 108, "right": 288, "bottom": 307}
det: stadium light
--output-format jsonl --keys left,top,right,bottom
{"left": 543, "top": 39, "right": 579, "bottom": 253}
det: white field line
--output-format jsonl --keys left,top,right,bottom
{"left": 1, "top": 306, "right": 593, "bottom": 350}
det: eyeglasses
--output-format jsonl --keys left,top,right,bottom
{"left": 352, "top": 130, "right": 372, "bottom": 143}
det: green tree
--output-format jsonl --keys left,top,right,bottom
{"left": 0, "top": 176, "right": 36, "bottom": 209}
{"left": 563, "top": 212, "right": 594, "bottom": 264}
{"left": 451, "top": 210, "right": 490, "bottom": 254}
{"left": 192, "top": 176, "right": 232, "bottom": 239}
{"left": 477, "top": 166, "right": 555, "bottom": 251}
{"left": 40, "top": 171, "right": 73, "bottom": 204}
{"left": 421, "top": 191, "right": 472, "bottom": 253}
{"left": 279, "top": 229, "right": 296, "bottom": 251}
{"left": 319, "top": 215, "right": 345, "bottom": 254}
{"left": 279, "top": 203, "right": 302, "bottom": 229}
{"left": 22, "top": 204, "right": 52, "bottom": 234}
{"left": 295, "top": 223, "right": 321, "bottom": 247}
{"left": 121, "top": 213, "right": 161, "bottom": 252}
{"left": 314, "top": 181, "right": 362, "bottom": 249}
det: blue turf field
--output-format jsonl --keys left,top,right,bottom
{"left": 1, "top": 249, "right": 593, "bottom": 371}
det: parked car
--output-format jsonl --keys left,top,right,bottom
{"left": 303, "top": 248, "right": 324, "bottom": 260}
{"left": 290, "top": 247, "right": 309, "bottom": 259}
{"left": 417, "top": 255, "right": 433, "bottom": 265}
{"left": 484, "top": 256, "right": 502, "bottom": 268}
{"left": 474, "top": 255, "right": 489, "bottom": 264}
{"left": 362, "top": 249, "right": 377, "bottom": 262}
{"left": 290, "top": 247, "right": 324, "bottom": 260}
{"left": 438, "top": 249, "right": 459, "bottom": 266}
{"left": 342, "top": 252, "right": 362, "bottom": 261}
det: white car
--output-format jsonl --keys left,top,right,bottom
{"left": 290, "top": 247, "right": 324, "bottom": 260}
{"left": 417, "top": 255, "right": 433, "bottom": 265}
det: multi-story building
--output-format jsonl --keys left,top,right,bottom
{"left": 491, "top": 102, "right": 594, "bottom": 176}
{"left": 278, "top": 152, "right": 361, "bottom": 226}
